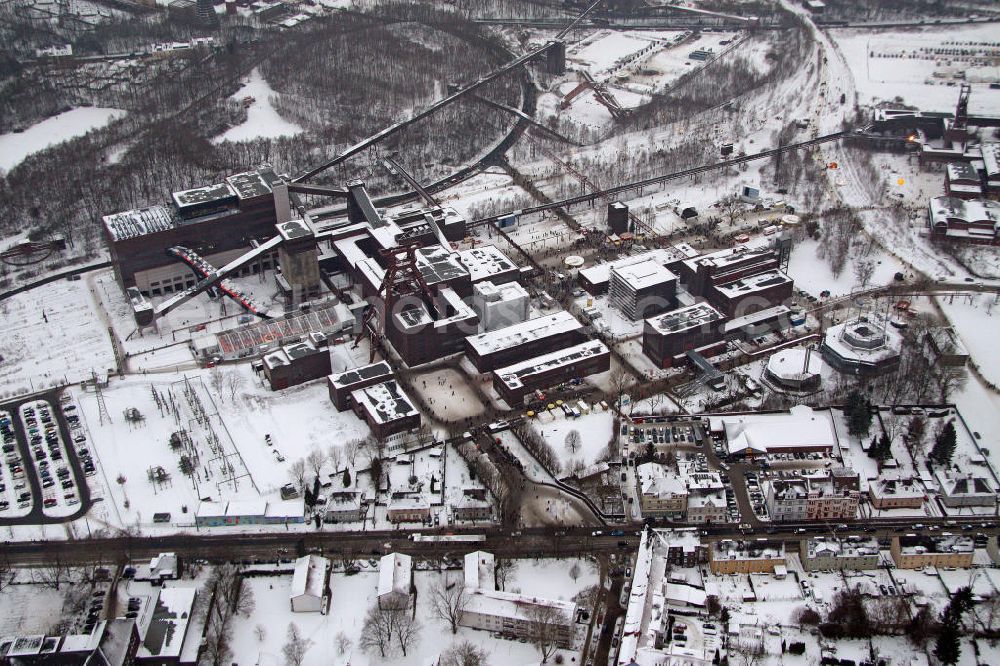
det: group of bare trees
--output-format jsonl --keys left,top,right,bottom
{"left": 359, "top": 594, "right": 422, "bottom": 659}
{"left": 511, "top": 421, "right": 560, "bottom": 475}
{"left": 201, "top": 564, "right": 256, "bottom": 666}
{"left": 455, "top": 439, "right": 522, "bottom": 527}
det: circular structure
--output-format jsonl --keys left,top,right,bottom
{"left": 564, "top": 255, "right": 585, "bottom": 268}
{"left": 781, "top": 214, "right": 801, "bottom": 226}
{"left": 765, "top": 348, "right": 825, "bottom": 392}
{"left": 821, "top": 316, "right": 903, "bottom": 376}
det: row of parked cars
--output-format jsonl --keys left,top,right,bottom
{"left": 22, "top": 400, "right": 78, "bottom": 512}
{"left": 0, "top": 410, "right": 31, "bottom": 513}
{"left": 62, "top": 395, "right": 97, "bottom": 479}
{"left": 745, "top": 471, "right": 770, "bottom": 521}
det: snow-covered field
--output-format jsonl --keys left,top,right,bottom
{"left": 538, "top": 411, "right": 614, "bottom": 470}
{"left": 832, "top": 24, "right": 1000, "bottom": 113}
{"left": 0, "top": 107, "right": 124, "bottom": 173}
{"left": 0, "top": 278, "right": 116, "bottom": 397}
{"left": 230, "top": 557, "right": 598, "bottom": 666}
{"left": 214, "top": 68, "right": 303, "bottom": 143}
{"left": 72, "top": 367, "right": 370, "bottom": 529}
{"left": 937, "top": 292, "right": 1000, "bottom": 386}
{"left": 786, "top": 238, "right": 907, "bottom": 297}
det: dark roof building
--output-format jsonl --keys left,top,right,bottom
{"left": 327, "top": 361, "right": 393, "bottom": 411}
{"left": 492, "top": 340, "right": 610, "bottom": 406}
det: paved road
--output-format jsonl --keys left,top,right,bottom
{"left": 2, "top": 518, "right": 998, "bottom": 567}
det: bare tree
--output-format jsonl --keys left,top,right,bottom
{"left": 729, "top": 631, "right": 766, "bottom": 666}
{"left": 609, "top": 367, "right": 634, "bottom": 413}
{"left": 573, "top": 583, "right": 603, "bottom": 614}
{"left": 202, "top": 609, "right": 234, "bottom": 666}
{"left": 564, "top": 430, "right": 582, "bottom": 455}
{"left": 430, "top": 575, "right": 469, "bottom": 634}
{"left": 439, "top": 640, "right": 490, "bottom": 666}
{"left": 344, "top": 438, "right": 362, "bottom": 466}
{"left": 328, "top": 444, "right": 343, "bottom": 474}
{"left": 209, "top": 367, "right": 225, "bottom": 401}
{"left": 526, "top": 603, "right": 564, "bottom": 663}
{"left": 254, "top": 624, "right": 266, "bottom": 642}
{"left": 225, "top": 371, "right": 245, "bottom": 402}
{"left": 282, "top": 623, "right": 312, "bottom": 666}
{"left": 390, "top": 606, "right": 421, "bottom": 657}
{"left": 33, "top": 552, "right": 75, "bottom": 591}
{"left": 359, "top": 602, "right": 395, "bottom": 659}
{"left": 289, "top": 459, "right": 307, "bottom": 489}
{"left": 335, "top": 631, "right": 352, "bottom": 656}
{"left": 568, "top": 562, "right": 581, "bottom": 583}
{"left": 495, "top": 558, "right": 517, "bottom": 591}
{"left": 306, "top": 448, "right": 326, "bottom": 478}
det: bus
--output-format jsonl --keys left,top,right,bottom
{"left": 409, "top": 533, "right": 487, "bottom": 542}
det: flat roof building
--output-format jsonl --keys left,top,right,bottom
{"left": 608, "top": 260, "right": 678, "bottom": 321}
{"left": 822, "top": 316, "right": 903, "bottom": 376}
{"left": 708, "top": 270, "right": 794, "bottom": 318}
{"left": 327, "top": 361, "right": 393, "bottom": 411}
{"left": 458, "top": 245, "right": 520, "bottom": 285}
{"left": 471, "top": 280, "right": 530, "bottom": 333}
{"left": 261, "top": 339, "right": 332, "bottom": 391}
{"left": 350, "top": 380, "right": 421, "bottom": 441}
{"left": 492, "top": 339, "right": 610, "bottom": 406}
{"left": 890, "top": 535, "right": 974, "bottom": 569}
{"left": 642, "top": 302, "right": 726, "bottom": 369}
{"left": 465, "top": 311, "right": 585, "bottom": 373}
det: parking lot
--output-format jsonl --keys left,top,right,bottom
{"left": 0, "top": 408, "right": 33, "bottom": 517}
{"left": 0, "top": 391, "right": 91, "bottom": 525}
{"left": 20, "top": 398, "right": 83, "bottom": 517}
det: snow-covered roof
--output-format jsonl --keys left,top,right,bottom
{"left": 948, "top": 161, "right": 981, "bottom": 182}
{"left": 458, "top": 245, "right": 517, "bottom": 282}
{"left": 378, "top": 552, "right": 412, "bottom": 598}
{"left": 139, "top": 587, "right": 196, "bottom": 660}
{"left": 351, "top": 380, "right": 418, "bottom": 425}
{"left": 637, "top": 463, "right": 686, "bottom": 498}
{"left": 722, "top": 305, "right": 791, "bottom": 333}
{"left": 225, "top": 499, "right": 267, "bottom": 517}
{"left": 466, "top": 311, "right": 582, "bottom": 357}
{"left": 928, "top": 196, "right": 1000, "bottom": 231}
{"left": 463, "top": 589, "right": 577, "bottom": 626}
{"left": 711, "top": 539, "right": 784, "bottom": 561}
{"left": 713, "top": 270, "right": 791, "bottom": 298}
{"left": 291, "top": 555, "right": 330, "bottom": 600}
{"left": 663, "top": 582, "right": 706, "bottom": 607}
{"left": 610, "top": 260, "right": 677, "bottom": 291}
{"left": 823, "top": 317, "right": 903, "bottom": 365}
{"left": 195, "top": 500, "right": 227, "bottom": 518}
{"left": 619, "top": 529, "right": 655, "bottom": 663}
{"left": 416, "top": 245, "right": 468, "bottom": 285}
{"left": 645, "top": 302, "right": 724, "bottom": 335}
{"left": 494, "top": 340, "right": 609, "bottom": 391}
{"left": 579, "top": 248, "right": 683, "bottom": 287}
{"left": 806, "top": 537, "right": 879, "bottom": 559}
{"left": 980, "top": 143, "right": 1000, "bottom": 178}
{"left": 723, "top": 405, "right": 835, "bottom": 455}
{"left": 464, "top": 551, "right": 495, "bottom": 591}
{"left": 102, "top": 205, "right": 175, "bottom": 241}
{"left": 329, "top": 361, "right": 392, "bottom": 389}
{"left": 473, "top": 279, "right": 529, "bottom": 304}
{"left": 765, "top": 348, "right": 824, "bottom": 382}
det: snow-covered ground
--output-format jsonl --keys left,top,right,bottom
{"left": 230, "top": 557, "right": 598, "bottom": 666}
{"left": 537, "top": 411, "right": 614, "bottom": 470}
{"left": 0, "top": 107, "right": 124, "bottom": 173}
{"left": 937, "top": 292, "right": 1000, "bottom": 386}
{"left": 214, "top": 68, "right": 303, "bottom": 144}
{"left": 71, "top": 367, "right": 370, "bottom": 530}
{"left": 787, "top": 238, "right": 907, "bottom": 297}
{"left": 0, "top": 277, "right": 116, "bottom": 397}
{"left": 832, "top": 24, "right": 1000, "bottom": 114}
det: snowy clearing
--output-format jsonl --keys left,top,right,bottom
{"left": 0, "top": 107, "right": 124, "bottom": 173}
{"left": 214, "top": 68, "right": 303, "bottom": 143}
